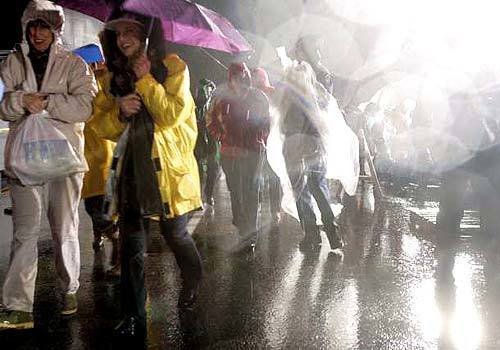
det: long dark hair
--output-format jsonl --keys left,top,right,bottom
{"left": 99, "top": 8, "right": 166, "bottom": 96}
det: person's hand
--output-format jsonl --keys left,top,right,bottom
{"left": 132, "top": 54, "right": 151, "bottom": 80}
{"left": 119, "top": 93, "right": 141, "bottom": 118}
{"left": 23, "top": 93, "right": 47, "bottom": 114}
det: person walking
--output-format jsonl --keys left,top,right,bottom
{"left": 91, "top": 9, "right": 203, "bottom": 341}
{"left": 194, "top": 78, "right": 220, "bottom": 207}
{"left": 207, "top": 63, "right": 270, "bottom": 247}
{"left": 277, "top": 61, "right": 344, "bottom": 251}
{"left": 0, "top": 0, "right": 97, "bottom": 329}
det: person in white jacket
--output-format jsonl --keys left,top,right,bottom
{"left": 0, "top": 0, "right": 96, "bottom": 330}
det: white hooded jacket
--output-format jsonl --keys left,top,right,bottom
{"left": 0, "top": 0, "right": 97, "bottom": 179}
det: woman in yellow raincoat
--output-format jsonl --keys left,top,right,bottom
{"left": 90, "top": 9, "right": 202, "bottom": 340}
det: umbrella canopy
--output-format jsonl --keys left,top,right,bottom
{"left": 73, "top": 43, "right": 104, "bottom": 64}
{"left": 53, "top": 0, "right": 113, "bottom": 22}
{"left": 123, "top": 0, "right": 251, "bottom": 53}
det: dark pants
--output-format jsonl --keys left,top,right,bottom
{"left": 84, "top": 195, "right": 116, "bottom": 238}
{"left": 283, "top": 137, "right": 336, "bottom": 238}
{"left": 196, "top": 153, "right": 220, "bottom": 202}
{"left": 221, "top": 152, "right": 264, "bottom": 236}
{"left": 119, "top": 209, "right": 202, "bottom": 326}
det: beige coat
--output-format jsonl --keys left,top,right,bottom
{"left": 0, "top": 0, "right": 97, "bottom": 179}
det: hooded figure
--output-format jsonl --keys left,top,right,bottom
{"left": 0, "top": 0, "right": 97, "bottom": 329}
{"left": 90, "top": 8, "right": 203, "bottom": 340}
{"left": 207, "top": 62, "right": 270, "bottom": 247}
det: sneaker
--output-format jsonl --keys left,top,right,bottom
{"left": 0, "top": 310, "right": 34, "bottom": 330}
{"left": 61, "top": 293, "right": 78, "bottom": 316}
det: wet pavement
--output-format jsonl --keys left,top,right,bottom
{"left": 0, "top": 179, "right": 500, "bottom": 349}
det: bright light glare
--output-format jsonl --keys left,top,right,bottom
{"left": 327, "top": 0, "right": 500, "bottom": 73}
{"left": 412, "top": 278, "right": 441, "bottom": 344}
{"left": 451, "top": 253, "right": 482, "bottom": 350}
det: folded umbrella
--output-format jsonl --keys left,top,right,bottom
{"left": 123, "top": 0, "right": 251, "bottom": 54}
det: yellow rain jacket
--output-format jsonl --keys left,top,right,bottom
{"left": 82, "top": 70, "right": 115, "bottom": 199}
{"left": 90, "top": 54, "right": 202, "bottom": 218}
{"left": 81, "top": 124, "right": 115, "bottom": 199}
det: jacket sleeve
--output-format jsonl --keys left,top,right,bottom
{"left": 46, "top": 56, "right": 97, "bottom": 123}
{"left": 206, "top": 96, "right": 224, "bottom": 140}
{"left": 88, "top": 75, "right": 125, "bottom": 142}
{"left": 135, "top": 56, "right": 194, "bottom": 130}
{"left": 0, "top": 53, "right": 27, "bottom": 122}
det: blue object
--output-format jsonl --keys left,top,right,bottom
{"left": 73, "top": 44, "right": 104, "bottom": 64}
{"left": 0, "top": 78, "right": 4, "bottom": 101}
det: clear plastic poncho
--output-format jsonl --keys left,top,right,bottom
{"left": 267, "top": 61, "right": 360, "bottom": 219}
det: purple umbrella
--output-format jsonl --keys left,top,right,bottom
{"left": 54, "top": 0, "right": 113, "bottom": 22}
{"left": 123, "top": 0, "right": 251, "bottom": 54}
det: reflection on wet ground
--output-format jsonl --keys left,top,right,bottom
{"left": 0, "top": 179, "right": 499, "bottom": 349}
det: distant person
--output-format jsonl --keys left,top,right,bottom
{"left": 194, "top": 78, "right": 220, "bottom": 207}
{"left": 207, "top": 63, "right": 270, "bottom": 247}
{"left": 437, "top": 91, "right": 500, "bottom": 242}
{"left": 0, "top": 0, "right": 97, "bottom": 329}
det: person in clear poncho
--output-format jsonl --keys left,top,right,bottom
{"left": 268, "top": 60, "right": 359, "bottom": 251}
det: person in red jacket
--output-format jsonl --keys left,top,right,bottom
{"left": 207, "top": 63, "right": 270, "bottom": 247}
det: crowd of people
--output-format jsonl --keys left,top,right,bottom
{"left": 8, "top": 0, "right": 494, "bottom": 344}
{"left": 0, "top": 0, "right": 357, "bottom": 341}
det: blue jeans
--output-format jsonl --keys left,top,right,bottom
{"left": 284, "top": 136, "right": 336, "bottom": 238}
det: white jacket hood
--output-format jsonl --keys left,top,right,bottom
{"left": 21, "top": 0, "right": 65, "bottom": 44}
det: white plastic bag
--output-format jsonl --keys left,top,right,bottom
{"left": 10, "top": 111, "right": 85, "bottom": 185}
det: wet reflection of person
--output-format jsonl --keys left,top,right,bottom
{"left": 434, "top": 244, "right": 456, "bottom": 348}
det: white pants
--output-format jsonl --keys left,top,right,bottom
{"left": 2, "top": 173, "right": 83, "bottom": 312}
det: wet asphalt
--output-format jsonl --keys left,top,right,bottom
{"left": 0, "top": 180, "right": 499, "bottom": 349}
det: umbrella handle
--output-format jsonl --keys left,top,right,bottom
{"left": 144, "top": 18, "right": 155, "bottom": 54}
